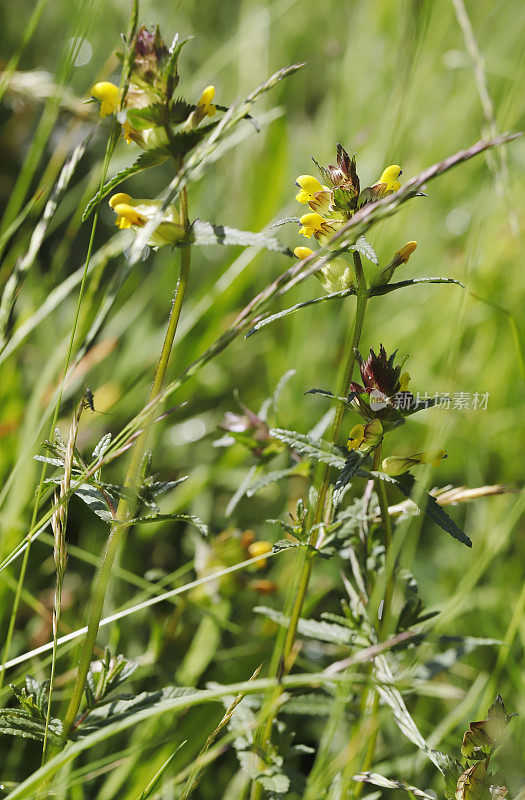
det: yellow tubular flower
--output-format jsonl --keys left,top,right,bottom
{"left": 295, "top": 174, "right": 325, "bottom": 203}
{"left": 197, "top": 85, "right": 216, "bottom": 118}
{"left": 299, "top": 212, "right": 327, "bottom": 238}
{"left": 112, "top": 203, "right": 146, "bottom": 230}
{"left": 378, "top": 164, "right": 402, "bottom": 193}
{"left": 91, "top": 82, "right": 120, "bottom": 118}
{"left": 294, "top": 246, "right": 314, "bottom": 260}
{"left": 347, "top": 420, "right": 383, "bottom": 453}
{"left": 347, "top": 424, "right": 365, "bottom": 451}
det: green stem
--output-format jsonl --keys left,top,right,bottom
{"left": 279, "top": 253, "right": 368, "bottom": 677}
{"left": 351, "top": 444, "right": 393, "bottom": 798}
{"left": 61, "top": 187, "right": 191, "bottom": 742}
{"left": 373, "top": 442, "right": 393, "bottom": 627}
{"left": 251, "top": 255, "right": 369, "bottom": 800}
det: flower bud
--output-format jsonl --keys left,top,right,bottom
{"left": 382, "top": 449, "right": 447, "bottom": 476}
{"left": 248, "top": 540, "right": 273, "bottom": 569}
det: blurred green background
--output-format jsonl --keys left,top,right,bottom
{"left": 0, "top": 0, "right": 524, "bottom": 796}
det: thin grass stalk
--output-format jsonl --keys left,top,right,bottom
{"left": 41, "top": 398, "right": 84, "bottom": 763}
{"left": 0, "top": 123, "right": 119, "bottom": 691}
{"left": 61, "top": 184, "right": 192, "bottom": 742}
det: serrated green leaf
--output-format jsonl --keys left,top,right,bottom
{"left": 353, "top": 235, "right": 378, "bottom": 264}
{"left": 122, "top": 512, "right": 208, "bottom": 538}
{"left": 82, "top": 149, "right": 169, "bottom": 221}
{"left": 92, "top": 433, "right": 112, "bottom": 461}
{"left": 188, "top": 220, "right": 291, "bottom": 254}
{"left": 254, "top": 606, "right": 355, "bottom": 645}
{"left": 76, "top": 686, "right": 195, "bottom": 737}
{"left": 353, "top": 772, "right": 436, "bottom": 800}
{"left": 245, "top": 289, "right": 356, "bottom": 338}
{"left": 272, "top": 539, "right": 302, "bottom": 553}
{"left": 269, "top": 428, "right": 346, "bottom": 468}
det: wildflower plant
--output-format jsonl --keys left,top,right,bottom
{"left": 0, "top": 2, "right": 522, "bottom": 799}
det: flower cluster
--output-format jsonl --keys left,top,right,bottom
{"left": 345, "top": 344, "right": 446, "bottom": 475}
{"left": 291, "top": 145, "right": 418, "bottom": 292}
{"left": 90, "top": 25, "right": 219, "bottom": 152}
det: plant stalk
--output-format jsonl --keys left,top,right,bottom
{"left": 61, "top": 187, "right": 191, "bottom": 742}
{"left": 251, "top": 254, "right": 369, "bottom": 800}
{"left": 278, "top": 252, "right": 368, "bottom": 679}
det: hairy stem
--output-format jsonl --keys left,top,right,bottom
{"left": 251, "top": 254, "right": 368, "bottom": 800}
{"left": 279, "top": 252, "right": 368, "bottom": 677}
{"left": 61, "top": 187, "right": 191, "bottom": 742}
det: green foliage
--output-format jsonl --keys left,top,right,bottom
{"left": 0, "top": 677, "right": 62, "bottom": 744}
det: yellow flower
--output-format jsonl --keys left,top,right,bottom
{"left": 248, "top": 540, "right": 273, "bottom": 569}
{"left": 299, "top": 212, "right": 329, "bottom": 239}
{"left": 184, "top": 85, "right": 217, "bottom": 130}
{"left": 347, "top": 419, "right": 383, "bottom": 452}
{"left": 382, "top": 449, "right": 447, "bottom": 476}
{"left": 197, "top": 85, "right": 216, "bottom": 118}
{"left": 295, "top": 175, "right": 332, "bottom": 213}
{"left": 108, "top": 193, "right": 184, "bottom": 246}
{"left": 91, "top": 81, "right": 120, "bottom": 118}
{"left": 295, "top": 175, "right": 325, "bottom": 203}
{"left": 395, "top": 240, "right": 417, "bottom": 263}
{"left": 347, "top": 424, "right": 365, "bottom": 450}
{"left": 377, "top": 164, "right": 402, "bottom": 193}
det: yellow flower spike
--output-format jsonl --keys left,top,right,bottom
{"left": 197, "top": 85, "right": 216, "bottom": 118}
{"left": 112, "top": 203, "right": 146, "bottom": 229}
{"left": 299, "top": 212, "right": 327, "bottom": 238}
{"left": 395, "top": 241, "right": 417, "bottom": 264}
{"left": 109, "top": 193, "right": 132, "bottom": 209}
{"left": 91, "top": 81, "right": 120, "bottom": 118}
{"left": 294, "top": 246, "right": 314, "bottom": 260}
{"left": 248, "top": 540, "right": 273, "bottom": 569}
{"left": 378, "top": 164, "right": 402, "bottom": 193}
{"left": 347, "top": 424, "right": 365, "bottom": 451}
{"left": 295, "top": 174, "right": 325, "bottom": 203}
{"left": 398, "top": 372, "right": 410, "bottom": 392}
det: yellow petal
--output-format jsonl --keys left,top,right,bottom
{"left": 113, "top": 203, "right": 145, "bottom": 228}
{"left": 347, "top": 424, "right": 365, "bottom": 450}
{"left": 378, "top": 164, "right": 402, "bottom": 192}
{"left": 109, "top": 192, "right": 132, "bottom": 209}
{"left": 91, "top": 81, "right": 120, "bottom": 118}
{"left": 295, "top": 175, "right": 324, "bottom": 195}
